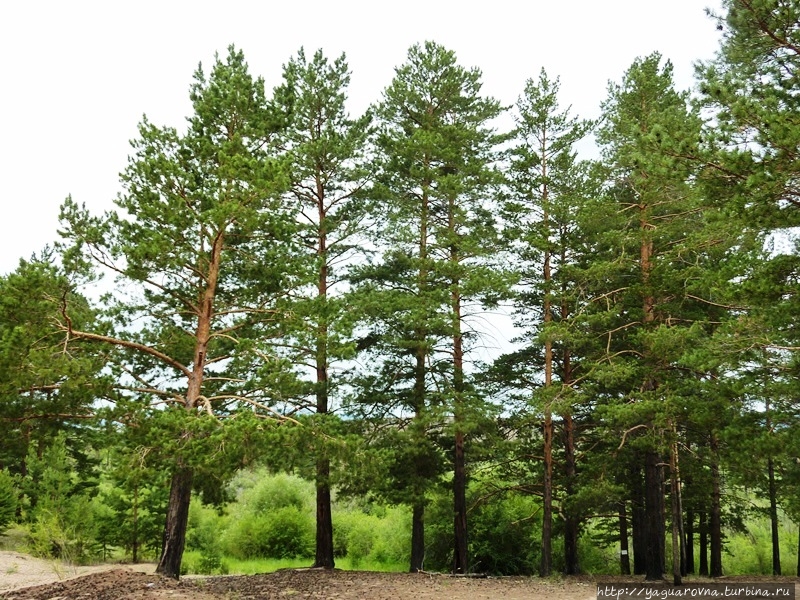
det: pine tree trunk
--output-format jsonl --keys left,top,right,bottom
{"left": 670, "top": 439, "right": 682, "bottom": 585}
{"left": 710, "top": 434, "right": 723, "bottom": 577}
{"left": 699, "top": 511, "right": 709, "bottom": 576}
{"left": 453, "top": 428, "right": 468, "bottom": 574}
{"left": 450, "top": 203, "right": 468, "bottom": 575}
{"left": 685, "top": 509, "right": 695, "bottom": 574}
{"left": 768, "top": 456, "right": 781, "bottom": 575}
{"left": 644, "top": 450, "right": 665, "bottom": 581}
{"left": 312, "top": 209, "right": 335, "bottom": 569}
{"left": 632, "top": 466, "right": 647, "bottom": 575}
{"left": 541, "top": 408, "right": 553, "bottom": 577}
{"left": 453, "top": 334, "right": 468, "bottom": 576}
{"left": 154, "top": 227, "right": 222, "bottom": 580}
{"left": 410, "top": 501, "right": 425, "bottom": 572}
{"left": 562, "top": 415, "right": 579, "bottom": 575}
{"left": 540, "top": 195, "right": 553, "bottom": 578}
{"left": 452, "top": 332, "right": 468, "bottom": 575}
{"left": 312, "top": 355, "right": 334, "bottom": 568}
{"left": 314, "top": 457, "right": 335, "bottom": 568}
{"left": 156, "top": 466, "right": 193, "bottom": 579}
{"left": 409, "top": 345, "right": 428, "bottom": 573}
{"left": 619, "top": 501, "right": 631, "bottom": 575}
{"left": 561, "top": 335, "right": 579, "bottom": 575}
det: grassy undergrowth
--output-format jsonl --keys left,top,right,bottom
{"left": 181, "top": 550, "right": 406, "bottom": 575}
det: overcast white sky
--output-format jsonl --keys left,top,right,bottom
{"left": 0, "top": 1, "right": 724, "bottom": 277}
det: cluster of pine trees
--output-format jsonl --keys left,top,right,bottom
{"left": 1, "top": 0, "right": 799, "bottom": 582}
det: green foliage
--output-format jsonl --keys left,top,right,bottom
{"left": 185, "top": 501, "right": 225, "bottom": 554}
{"left": 21, "top": 434, "right": 102, "bottom": 563}
{"left": 6, "top": 23, "right": 800, "bottom": 580}
{"left": 467, "top": 491, "right": 540, "bottom": 575}
{"left": 220, "top": 471, "right": 315, "bottom": 560}
{"left": 0, "top": 254, "right": 107, "bottom": 480}
{"left": 424, "top": 482, "right": 541, "bottom": 575}
{"left": 720, "top": 515, "right": 799, "bottom": 575}
{"left": 0, "top": 470, "right": 17, "bottom": 534}
{"left": 332, "top": 505, "right": 410, "bottom": 568}
{"left": 226, "top": 506, "right": 314, "bottom": 560}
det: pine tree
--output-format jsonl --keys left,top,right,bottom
{"left": 0, "top": 252, "right": 106, "bottom": 478}
{"left": 698, "top": 0, "right": 800, "bottom": 575}
{"left": 503, "top": 68, "right": 594, "bottom": 575}
{"left": 596, "top": 53, "right": 714, "bottom": 582}
{"left": 58, "top": 46, "right": 298, "bottom": 579}
{"left": 274, "top": 47, "right": 373, "bottom": 569}
{"left": 371, "top": 41, "right": 506, "bottom": 573}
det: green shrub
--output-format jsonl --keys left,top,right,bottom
{"left": 222, "top": 506, "right": 313, "bottom": 559}
{"left": 197, "top": 547, "right": 230, "bottom": 575}
{"left": 27, "top": 495, "right": 100, "bottom": 564}
{"left": 332, "top": 511, "right": 357, "bottom": 558}
{"left": 332, "top": 506, "right": 410, "bottom": 568}
{"left": 345, "top": 516, "right": 378, "bottom": 568}
{"left": 233, "top": 471, "right": 313, "bottom": 513}
{"left": 186, "top": 501, "right": 226, "bottom": 553}
{"left": 575, "top": 532, "right": 618, "bottom": 574}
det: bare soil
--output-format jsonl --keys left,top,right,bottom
{"left": 1, "top": 552, "right": 798, "bottom": 600}
{"left": 0, "top": 552, "right": 597, "bottom": 599}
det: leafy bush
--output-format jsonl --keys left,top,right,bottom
{"left": 27, "top": 498, "right": 100, "bottom": 564}
{"left": 333, "top": 505, "right": 410, "bottom": 568}
{"left": 219, "top": 471, "right": 315, "bottom": 560}
{"left": 222, "top": 506, "right": 314, "bottom": 559}
{"left": 186, "top": 501, "right": 226, "bottom": 553}
{"left": 0, "top": 470, "right": 17, "bottom": 534}
{"left": 232, "top": 471, "right": 313, "bottom": 513}
{"left": 344, "top": 515, "right": 377, "bottom": 567}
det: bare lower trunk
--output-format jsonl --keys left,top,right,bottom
{"left": 156, "top": 466, "right": 193, "bottom": 579}
{"left": 699, "top": 511, "right": 709, "bottom": 577}
{"left": 562, "top": 410, "right": 579, "bottom": 575}
{"left": 710, "top": 434, "right": 723, "bottom": 578}
{"left": 670, "top": 439, "right": 682, "bottom": 586}
{"left": 453, "top": 428, "right": 468, "bottom": 574}
{"left": 410, "top": 341, "right": 427, "bottom": 573}
{"left": 540, "top": 409, "right": 553, "bottom": 577}
{"left": 632, "top": 466, "right": 646, "bottom": 575}
{"left": 619, "top": 501, "right": 631, "bottom": 575}
{"left": 314, "top": 457, "right": 335, "bottom": 568}
{"left": 685, "top": 509, "right": 694, "bottom": 574}
{"left": 644, "top": 450, "right": 664, "bottom": 581}
{"left": 410, "top": 502, "right": 425, "bottom": 572}
{"left": 768, "top": 456, "right": 781, "bottom": 575}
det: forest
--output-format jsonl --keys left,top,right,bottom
{"left": 0, "top": 0, "right": 799, "bottom": 585}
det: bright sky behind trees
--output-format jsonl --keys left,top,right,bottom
{"left": 0, "top": 0, "right": 723, "bottom": 276}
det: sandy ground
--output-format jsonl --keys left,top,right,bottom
{"left": 0, "top": 551, "right": 156, "bottom": 593}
